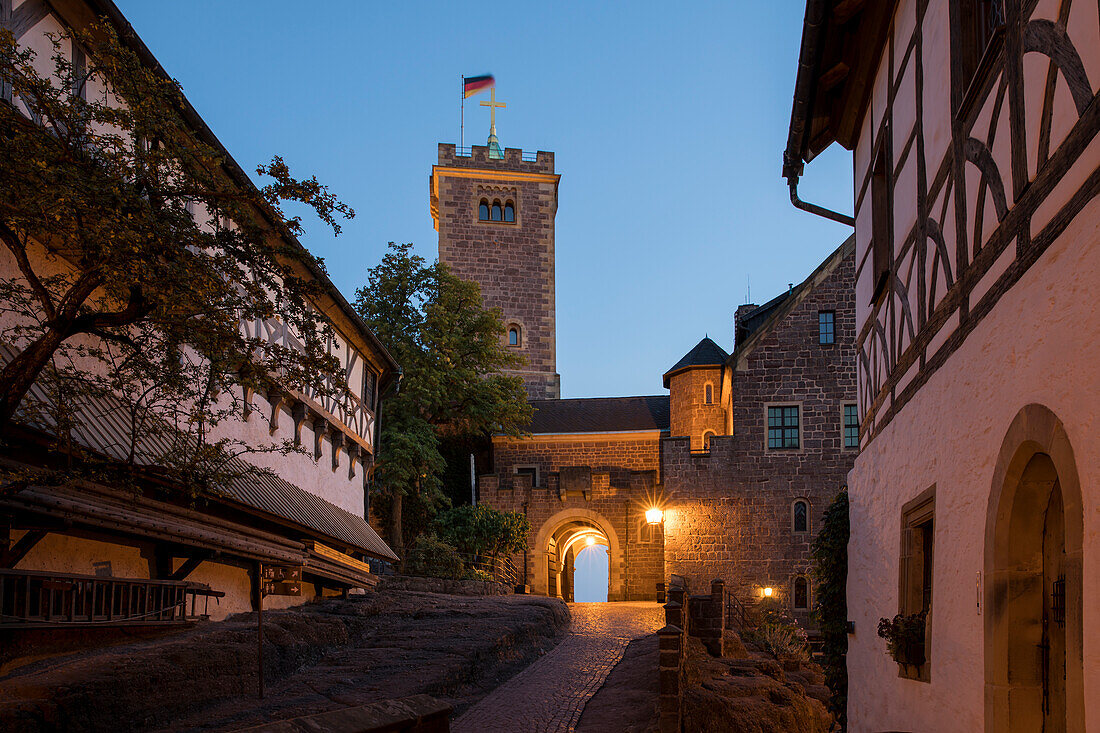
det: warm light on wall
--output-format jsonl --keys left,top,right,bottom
{"left": 645, "top": 507, "right": 664, "bottom": 525}
{"left": 585, "top": 535, "right": 596, "bottom": 547}
{"left": 763, "top": 587, "right": 774, "bottom": 598}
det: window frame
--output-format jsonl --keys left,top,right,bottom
{"left": 792, "top": 575, "right": 810, "bottom": 611}
{"left": 491, "top": 200, "right": 503, "bottom": 222}
{"left": 953, "top": 0, "right": 1006, "bottom": 114}
{"left": 704, "top": 382, "right": 714, "bottom": 405}
{"left": 507, "top": 325, "right": 521, "bottom": 347}
{"left": 792, "top": 499, "right": 810, "bottom": 534}
{"left": 504, "top": 200, "right": 515, "bottom": 222}
{"left": 842, "top": 403, "right": 859, "bottom": 450}
{"left": 478, "top": 199, "right": 490, "bottom": 221}
{"left": 702, "top": 430, "right": 715, "bottom": 451}
{"left": 766, "top": 404, "right": 801, "bottom": 451}
{"left": 870, "top": 139, "right": 893, "bottom": 306}
{"left": 513, "top": 464, "right": 539, "bottom": 488}
{"left": 898, "top": 485, "right": 936, "bottom": 682}
{"left": 818, "top": 310, "right": 836, "bottom": 345}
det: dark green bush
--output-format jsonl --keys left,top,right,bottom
{"left": 811, "top": 488, "right": 849, "bottom": 728}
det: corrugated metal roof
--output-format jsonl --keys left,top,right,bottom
{"left": 2, "top": 345, "right": 398, "bottom": 562}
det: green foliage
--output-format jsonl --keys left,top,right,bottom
{"left": 435, "top": 503, "right": 529, "bottom": 560}
{"left": 404, "top": 534, "right": 464, "bottom": 579}
{"left": 811, "top": 489, "right": 850, "bottom": 727}
{"left": 354, "top": 243, "right": 532, "bottom": 550}
{"left": 877, "top": 611, "right": 927, "bottom": 667}
{"left": 0, "top": 25, "right": 353, "bottom": 494}
{"left": 743, "top": 596, "right": 810, "bottom": 661}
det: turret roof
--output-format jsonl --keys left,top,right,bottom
{"left": 662, "top": 337, "right": 729, "bottom": 386}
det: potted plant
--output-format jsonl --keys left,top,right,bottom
{"left": 877, "top": 611, "right": 927, "bottom": 669}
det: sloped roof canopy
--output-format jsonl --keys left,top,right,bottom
{"left": 783, "top": 0, "right": 897, "bottom": 180}
{"left": 523, "top": 396, "right": 670, "bottom": 435}
{"left": 662, "top": 337, "right": 730, "bottom": 387}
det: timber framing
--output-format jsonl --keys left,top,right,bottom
{"left": 788, "top": 0, "right": 1100, "bottom": 444}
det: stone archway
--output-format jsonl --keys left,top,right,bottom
{"left": 985, "top": 404, "right": 1084, "bottom": 733}
{"left": 531, "top": 508, "right": 623, "bottom": 601}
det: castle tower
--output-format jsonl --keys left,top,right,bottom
{"left": 663, "top": 337, "right": 729, "bottom": 450}
{"left": 430, "top": 140, "right": 561, "bottom": 399}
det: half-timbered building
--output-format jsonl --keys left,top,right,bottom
{"left": 786, "top": 0, "right": 1099, "bottom": 730}
{"left": 0, "top": 0, "right": 400, "bottom": 626}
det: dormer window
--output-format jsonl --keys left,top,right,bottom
{"left": 504, "top": 201, "right": 515, "bottom": 222}
{"left": 491, "top": 200, "right": 503, "bottom": 221}
{"left": 479, "top": 200, "right": 489, "bottom": 221}
{"left": 508, "top": 325, "right": 520, "bottom": 347}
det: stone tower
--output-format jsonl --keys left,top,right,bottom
{"left": 430, "top": 141, "right": 561, "bottom": 399}
{"left": 663, "top": 337, "right": 729, "bottom": 451}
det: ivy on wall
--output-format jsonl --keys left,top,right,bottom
{"left": 812, "top": 488, "right": 849, "bottom": 729}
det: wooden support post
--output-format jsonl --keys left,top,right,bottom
{"left": 291, "top": 402, "right": 308, "bottom": 446}
{"left": 1, "top": 529, "right": 46, "bottom": 568}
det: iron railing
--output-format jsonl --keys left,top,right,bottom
{"left": 0, "top": 569, "right": 224, "bottom": 628}
{"left": 396, "top": 548, "right": 521, "bottom": 588}
{"left": 451, "top": 146, "right": 541, "bottom": 163}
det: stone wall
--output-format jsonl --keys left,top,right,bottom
{"left": 663, "top": 247, "right": 856, "bottom": 620}
{"left": 482, "top": 434, "right": 664, "bottom": 601}
{"left": 433, "top": 143, "right": 560, "bottom": 399}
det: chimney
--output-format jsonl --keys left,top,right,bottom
{"left": 734, "top": 303, "right": 758, "bottom": 348}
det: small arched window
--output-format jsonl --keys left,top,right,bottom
{"left": 491, "top": 200, "right": 503, "bottom": 221}
{"left": 508, "top": 326, "right": 520, "bottom": 347}
{"left": 793, "top": 576, "right": 809, "bottom": 609}
{"left": 793, "top": 500, "right": 809, "bottom": 533}
{"left": 504, "top": 201, "right": 515, "bottom": 222}
{"left": 702, "top": 430, "right": 715, "bottom": 450}
{"left": 478, "top": 200, "right": 489, "bottom": 220}
{"left": 704, "top": 383, "right": 713, "bottom": 404}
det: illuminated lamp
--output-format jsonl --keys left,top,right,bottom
{"left": 585, "top": 536, "right": 596, "bottom": 547}
{"left": 645, "top": 507, "right": 663, "bottom": 525}
{"left": 763, "top": 587, "right": 774, "bottom": 598}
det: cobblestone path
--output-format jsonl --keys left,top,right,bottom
{"left": 452, "top": 602, "right": 662, "bottom": 733}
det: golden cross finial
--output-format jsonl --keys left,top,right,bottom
{"left": 479, "top": 87, "right": 506, "bottom": 129}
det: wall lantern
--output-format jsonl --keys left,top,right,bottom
{"left": 762, "top": 586, "right": 774, "bottom": 598}
{"left": 645, "top": 507, "right": 664, "bottom": 525}
{"left": 585, "top": 535, "right": 596, "bottom": 547}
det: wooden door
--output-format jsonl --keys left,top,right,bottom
{"left": 1042, "top": 482, "right": 1066, "bottom": 733}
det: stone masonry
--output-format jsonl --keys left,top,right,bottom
{"left": 662, "top": 239, "right": 856, "bottom": 624}
{"left": 431, "top": 143, "right": 561, "bottom": 399}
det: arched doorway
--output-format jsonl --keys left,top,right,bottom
{"left": 985, "top": 405, "right": 1084, "bottom": 732}
{"left": 532, "top": 508, "right": 622, "bottom": 601}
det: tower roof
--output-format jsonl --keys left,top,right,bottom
{"left": 662, "top": 337, "right": 729, "bottom": 386}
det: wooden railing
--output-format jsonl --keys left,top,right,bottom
{"left": 0, "top": 569, "right": 224, "bottom": 628}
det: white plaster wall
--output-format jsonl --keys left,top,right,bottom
{"left": 846, "top": 195, "right": 1100, "bottom": 732}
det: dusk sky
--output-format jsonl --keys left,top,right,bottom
{"left": 116, "top": 0, "right": 854, "bottom": 398}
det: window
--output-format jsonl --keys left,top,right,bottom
{"left": 819, "top": 311, "right": 835, "bottom": 344}
{"left": 767, "top": 406, "right": 799, "bottom": 449}
{"left": 898, "top": 487, "right": 935, "bottom": 681}
{"left": 843, "top": 404, "right": 859, "bottom": 449}
{"left": 702, "top": 431, "right": 715, "bottom": 450}
{"left": 514, "top": 465, "right": 538, "bottom": 488}
{"left": 870, "top": 143, "right": 892, "bottom": 305}
{"left": 507, "top": 325, "right": 520, "bottom": 347}
{"left": 479, "top": 200, "right": 489, "bottom": 221}
{"left": 504, "top": 201, "right": 515, "bottom": 222}
{"left": 70, "top": 40, "right": 87, "bottom": 100}
{"left": 793, "top": 576, "right": 810, "bottom": 610}
{"left": 958, "top": 0, "right": 1004, "bottom": 91}
{"left": 704, "top": 383, "right": 713, "bottom": 405}
{"left": 491, "top": 201, "right": 502, "bottom": 221}
{"left": 363, "top": 369, "right": 377, "bottom": 412}
{"left": 792, "top": 499, "right": 809, "bottom": 533}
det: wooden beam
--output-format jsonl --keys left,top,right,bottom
{"left": 820, "top": 62, "right": 851, "bottom": 92}
{"left": 1, "top": 529, "right": 46, "bottom": 568}
{"left": 169, "top": 553, "right": 209, "bottom": 581}
{"left": 832, "top": 0, "right": 867, "bottom": 25}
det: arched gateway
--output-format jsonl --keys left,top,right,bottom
{"left": 985, "top": 405, "right": 1084, "bottom": 733}
{"left": 532, "top": 508, "right": 622, "bottom": 601}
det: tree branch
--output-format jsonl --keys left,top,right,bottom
{"left": 0, "top": 220, "right": 56, "bottom": 320}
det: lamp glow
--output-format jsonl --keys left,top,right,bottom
{"left": 763, "top": 586, "right": 774, "bottom": 598}
{"left": 645, "top": 507, "right": 663, "bottom": 525}
{"left": 585, "top": 536, "right": 596, "bottom": 547}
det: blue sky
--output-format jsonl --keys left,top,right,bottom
{"left": 116, "top": 0, "right": 853, "bottom": 398}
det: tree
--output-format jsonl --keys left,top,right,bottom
{"left": 354, "top": 242, "right": 531, "bottom": 553}
{"left": 811, "top": 488, "right": 849, "bottom": 729}
{"left": 0, "top": 24, "right": 353, "bottom": 490}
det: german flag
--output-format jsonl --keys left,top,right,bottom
{"left": 463, "top": 74, "right": 494, "bottom": 98}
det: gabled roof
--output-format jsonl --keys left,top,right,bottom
{"left": 731, "top": 236, "right": 855, "bottom": 372}
{"left": 662, "top": 337, "right": 730, "bottom": 387}
{"left": 521, "top": 396, "right": 670, "bottom": 435}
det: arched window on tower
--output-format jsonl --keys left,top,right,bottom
{"left": 508, "top": 325, "right": 520, "bottom": 347}
{"left": 704, "top": 383, "right": 713, "bottom": 404}
{"left": 504, "top": 201, "right": 515, "bottom": 222}
{"left": 478, "top": 200, "right": 489, "bottom": 221}
{"left": 491, "top": 200, "right": 503, "bottom": 221}
{"left": 792, "top": 499, "right": 809, "bottom": 533}
{"left": 793, "top": 576, "right": 809, "bottom": 610}
{"left": 702, "top": 430, "right": 715, "bottom": 450}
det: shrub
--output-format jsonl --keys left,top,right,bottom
{"left": 811, "top": 489, "right": 849, "bottom": 728}
{"left": 435, "top": 504, "right": 529, "bottom": 561}
{"left": 744, "top": 621, "right": 811, "bottom": 661}
{"left": 877, "top": 611, "right": 927, "bottom": 667}
{"left": 404, "top": 534, "right": 464, "bottom": 579}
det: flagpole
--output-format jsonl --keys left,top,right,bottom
{"left": 460, "top": 75, "right": 464, "bottom": 150}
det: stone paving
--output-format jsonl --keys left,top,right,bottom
{"left": 452, "top": 602, "right": 663, "bottom": 733}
